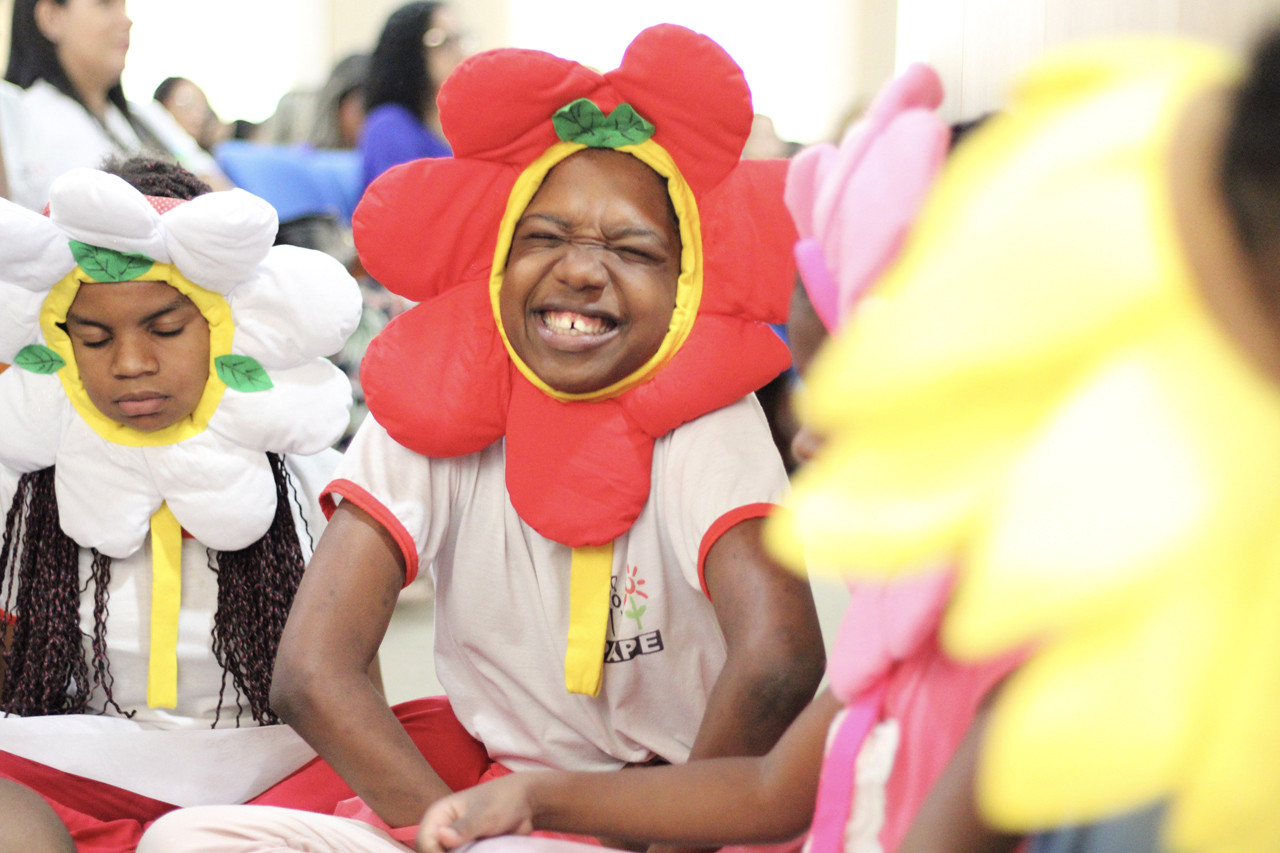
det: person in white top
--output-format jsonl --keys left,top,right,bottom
{"left": 0, "top": 80, "right": 21, "bottom": 200}
{"left": 0, "top": 158, "right": 362, "bottom": 852}
{"left": 137, "top": 24, "right": 826, "bottom": 853}
{"left": 3, "top": 0, "right": 227, "bottom": 212}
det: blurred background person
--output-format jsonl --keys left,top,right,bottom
{"left": 0, "top": 79, "right": 19, "bottom": 200}
{"left": 153, "top": 74, "right": 229, "bottom": 153}
{"left": 308, "top": 52, "right": 369, "bottom": 150}
{"left": 359, "top": 1, "right": 468, "bottom": 192}
{"left": 3, "top": 0, "right": 229, "bottom": 211}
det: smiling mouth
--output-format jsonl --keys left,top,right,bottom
{"left": 537, "top": 310, "right": 617, "bottom": 337}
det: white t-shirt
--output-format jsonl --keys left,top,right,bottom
{"left": 328, "top": 394, "right": 789, "bottom": 772}
{"left": 8, "top": 79, "right": 221, "bottom": 212}
{"left": 0, "top": 81, "right": 24, "bottom": 199}
{"left": 0, "top": 449, "right": 338, "bottom": 805}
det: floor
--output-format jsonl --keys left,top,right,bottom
{"left": 377, "top": 574, "right": 851, "bottom": 706}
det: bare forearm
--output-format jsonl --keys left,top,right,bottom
{"left": 419, "top": 689, "right": 841, "bottom": 853}
{"left": 274, "top": 667, "right": 451, "bottom": 826}
{"left": 530, "top": 757, "right": 814, "bottom": 845}
{"left": 273, "top": 502, "right": 452, "bottom": 828}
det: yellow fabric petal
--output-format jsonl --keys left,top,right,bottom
{"left": 948, "top": 317, "right": 1280, "bottom": 657}
{"left": 564, "top": 543, "right": 613, "bottom": 696}
{"left": 978, "top": 570, "right": 1223, "bottom": 828}
{"left": 1167, "top": 535, "right": 1280, "bottom": 853}
{"left": 147, "top": 503, "right": 183, "bottom": 709}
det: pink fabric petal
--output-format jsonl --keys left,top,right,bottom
{"left": 827, "top": 569, "right": 955, "bottom": 702}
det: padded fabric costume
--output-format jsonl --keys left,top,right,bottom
{"left": 0, "top": 168, "right": 361, "bottom": 707}
{"left": 0, "top": 168, "right": 363, "bottom": 851}
{"left": 354, "top": 24, "right": 796, "bottom": 695}
{"left": 765, "top": 39, "right": 1280, "bottom": 853}
{"left": 778, "top": 64, "right": 1022, "bottom": 853}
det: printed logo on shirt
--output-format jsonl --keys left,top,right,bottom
{"left": 605, "top": 564, "right": 663, "bottom": 664}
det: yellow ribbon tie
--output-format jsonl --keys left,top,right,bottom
{"left": 564, "top": 543, "right": 614, "bottom": 696}
{"left": 147, "top": 503, "right": 182, "bottom": 709}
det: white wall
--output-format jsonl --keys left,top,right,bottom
{"left": 122, "top": 0, "right": 329, "bottom": 122}
{"left": 506, "top": 0, "right": 861, "bottom": 145}
{"left": 7, "top": 1, "right": 1278, "bottom": 140}
{"left": 896, "top": 0, "right": 1280, "bottom": 122}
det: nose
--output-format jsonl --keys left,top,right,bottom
{"left": 554, "top": 242, "right": 609, "bottom": 291}
{"left": 112, "top": 333, "right": 158, "bottom": 378}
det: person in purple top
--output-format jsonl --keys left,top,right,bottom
{"left": 359, "top": 1, "right": 468, "bottom": 192}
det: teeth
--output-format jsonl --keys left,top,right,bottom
{"left": 542, "top": 311, "right": 611, "bottom": 335}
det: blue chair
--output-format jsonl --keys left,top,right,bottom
{"left": 214, "top": 141, "right": 362, "bottom": 225}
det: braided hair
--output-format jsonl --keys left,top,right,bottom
{"left": 0, "top": 457, "right": 308, "bottom": 723}
{"left": 209, "top": 452, "right": 309, "bottom": 725}
{"left": 0, "top": 156, "right": 310, "bottom": 724}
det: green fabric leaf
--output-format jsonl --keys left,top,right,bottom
{"left": 69, "top": 241, "right": 155, "bottom": 282}
{"left": 13, "top": 344, "right": 66, "bottom": 375}
{"left": 552, "top": 99, "right": 655, "bottom": 148}
{"left": 215, "top": 354, "right": 274, "bottom": 393}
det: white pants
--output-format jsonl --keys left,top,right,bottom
{"left": 138, "top": 805, "right": 413, "bottom": 853}
{"left": 138, "top": 805, "right": 601, "bottom": 853}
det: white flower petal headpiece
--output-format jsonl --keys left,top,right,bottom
{"left": 0, "top": 168, "right": 362, "bottom": 708}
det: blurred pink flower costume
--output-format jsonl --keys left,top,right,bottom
{"left": 775, "top": 38, "right": 1280, "bottom": 853}
{"left": 772, "top": 64, "right": 1022, "bottom": 853}
{"left": 0, "top": 168, "right": 362, "bottom": 851}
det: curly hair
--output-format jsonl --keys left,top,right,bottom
{"left": 99, "top": 155, "right": 213, "bottom": 199}
{"left": 0, "top": 455, "right": 309, "bottom": 724}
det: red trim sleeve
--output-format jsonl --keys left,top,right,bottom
{"left": 0, "top": 609, "right": 15, "bottom": 626}
{"left": 696, "top": 502, "right": 780, "bottom": 599}
{"left": 322, "top": 478, "right": 421, "bottom": 587}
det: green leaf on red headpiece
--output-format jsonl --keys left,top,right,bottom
{"left": 553, "top": 99, "right": 655, "bottom": 148}
{"left": 69, "top": 241, "right": 155, "bottom": 283}
{"left": 13, "top": 344, "right": 66, "bottom": 375}
{"left": 215, "top": 354, "right": 274, "bottom": 393}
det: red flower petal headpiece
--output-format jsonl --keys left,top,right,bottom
{"left": 356, "top": 27, "right": 795, "bottom": 695}
{"left": 355, "top": 24, "right": 796, "bottom": 551}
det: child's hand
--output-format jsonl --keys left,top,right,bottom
{"left": 417, "top": 775, "right": 537, "bottom": 853}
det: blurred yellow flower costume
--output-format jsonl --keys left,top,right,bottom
{"left": 768, "top": 40, "right": 1280, "bottom": 853}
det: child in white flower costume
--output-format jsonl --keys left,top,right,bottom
{"left": 0, "top": 158, "right": 362, "bottom": 852}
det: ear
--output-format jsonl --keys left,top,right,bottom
{"left": 33, "top": 0, "right": 65, "bottom": 45}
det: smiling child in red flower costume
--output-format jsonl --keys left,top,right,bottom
{"left": 132, "top": 25, "right": 827, "bottom": 850}
{"left": 351, "top": 23, "right": 808, "bottom": 694}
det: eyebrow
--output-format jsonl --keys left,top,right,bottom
{"left": 66, "top": 296, "right": 195, "bottom": 329}
{"left": 519, "top": 213, "right": 668, "bottom": 243}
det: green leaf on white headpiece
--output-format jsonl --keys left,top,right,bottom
{"left": 13, "top": 344, "right": 66, "bottom": 375}
{"left": 215, "top": 354, "right": 274, "bottom": 393}
{"left": 69, "top": 241, "right": 156, "bottom": 282}
{"left": 553, "top": 100, "right": 655, "bottom": 148}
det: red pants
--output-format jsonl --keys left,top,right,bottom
{"left": 0, "top": 697, "right": 497, "bottom": 853}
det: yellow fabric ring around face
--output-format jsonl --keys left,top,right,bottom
{"left": 490, "top": 139, "right": 704, "bottom": 402}
{"left": 564, "top": 542, "right": 614, "bottom": 696}
{"left": 146, "top": 502, "right": 182, "bottom": 709}
{"left": 39, "top": 261, "right": 234, "bottom": 447}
